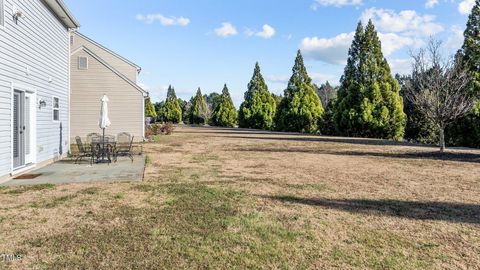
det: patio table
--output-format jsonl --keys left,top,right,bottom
{"left": 91, "top": 138, "right": 116, "bottom": 164}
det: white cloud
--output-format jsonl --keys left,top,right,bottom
{"left": 377, "top": 33, "right": 424, "bottom": 56}
{"left": 214, "top": 22, "right": 238, "bottom": 37}
{"left": 301, "top": 32, "right": 422, "bottom": 65}
{"left": 310, "top": 73, "right": 338, "bottom": 84}
{"left": 267, "top": 75, "right": 290, "bottom": 83}
{"left": 312, "top": 0, "right": 362, "bottom": 9}
{"left": 361, "top": 8, "right": 443, "bottom": 36}
{"left": 136, "top": 14, "right": 190, "bottom": 26}
{"left": 256, "top": 24, "right": 276, "bottom": 39}
{"left": 245, "top": 24, "right": 276, "bottom": 39}
{"left": 138, "top": 82, "right": 150, "bottom": 91}
{"left": 425, "top": 0, "right": 439, "bottom": 9}
{"left": 446, "top": 25, "right": 465, "bottom": 49}
{"left": 389, "top": 59, "right": 413, "bottom": 75}
{"left": 139, "top": 83, "right": 168, "bottom": 102}
{"left": 245, "top": 29, "right": 255, "bottom": 37}
{"left": 300, "top": 32, "right": 354, "bottom": 65}
{"left": 459, "top": 0, "right": 475, "bottom": 15}
{"left": 302, "top": 7, "right": 440, "bottom": 70}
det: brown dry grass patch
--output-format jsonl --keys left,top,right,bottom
{"left": 0, "top": 125, "right": 479, "bottom": 269}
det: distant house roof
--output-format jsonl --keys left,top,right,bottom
{"left": 73, "top": 32, "right": 142, "bottom": 73}
{"left": 43, "top": 0, "right": 80, "bottom": 28}
{"left": 71, "top": 46, "right": 148, "bottom": 96}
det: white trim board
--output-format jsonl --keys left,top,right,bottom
{"left": 10, "top": 82, "right": 37, "bottom": 175}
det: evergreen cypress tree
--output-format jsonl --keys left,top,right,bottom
{"left": 189, "top": 88, "right": 210, "bottom": 124}
{"left": 271, "top": 94, "right": 283, "bottom": 109}
{"left": 334, "top": 22, "right": 364, "bottom": 137}
{"left": 155, "top": 101, "right": 165, "bottom": 122}
{"left": 275, "top": 50, "right": 324, "bottom": 133}
{"left": 144, "top": 97, "right": 157, "bottom": 119}
{"left": 238, "top": 63, "right": 277, "bottom": 129}
{"left": 446, "top": 0, "right": 480, "bottom": 148}
{"left": 333, "top": 21, "right": 406, "bottom": 140}
{"left": 213, "top": 84, "right": 238, "bottom": 127}
{"left": 163, "top": 85, "right": 183, "bottom": 123}
{"left": 461, "top": 0, "right": 480, "bottom": 93}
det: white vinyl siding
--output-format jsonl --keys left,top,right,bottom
{"left": 0, "top": 0, "right": 70, "bottom": 177}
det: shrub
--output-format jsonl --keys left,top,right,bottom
{"left": 161, "top": 122, "right": 175, "bottom": 135}
{"left": 145, "top": 124, "right": 162, "bottom": 137}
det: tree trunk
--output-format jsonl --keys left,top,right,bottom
{"left": 439, "top": 127, "right": 445, "bottom": 153}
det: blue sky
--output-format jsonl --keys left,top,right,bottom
{"left": 64, "top": 0, "right": 475, "bottom": 106}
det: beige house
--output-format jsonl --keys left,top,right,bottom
{"left": 70, "top": 31, "right": 148, "bottom": 142}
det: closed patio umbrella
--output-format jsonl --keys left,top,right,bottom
{"left": 98, "top": 95, "right": 111, "bottom": 162}
{"left": 99, "top": 94, "right": 111, "bottom": 130}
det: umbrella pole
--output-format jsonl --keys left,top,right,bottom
{"left": 102, "top": 128, "right": 105, "bottom": 162}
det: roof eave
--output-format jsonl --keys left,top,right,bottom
{"left": 73, "top": 31, "right": 142, "bottom": 71}
{"left": 72, "top": 46, "right": 149, "bottom": 96}
{"left": 44, "top": 0, "right": 80, "bottom": 29}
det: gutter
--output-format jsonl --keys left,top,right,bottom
{"left": 55, "top": 0, "right": 80, "bottom": 28}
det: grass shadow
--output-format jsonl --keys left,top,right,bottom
{"left": 206, "top": 134, "right": 426, "bottom": 148}
{"left": 233, "top": 146, "right": 480, "bottom": 164}
{"left": 264, "top": 195, "right": 480, "bottom": 225}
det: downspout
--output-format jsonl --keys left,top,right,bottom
{"left": 67, "top": 28, "right": 78, "bottom": 155}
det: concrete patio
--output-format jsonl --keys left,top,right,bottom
{"left": 2, "top": 156, "right": 145, "bottom": 186}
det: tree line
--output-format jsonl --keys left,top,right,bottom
{"left": 146, "top": 1, "right": 480, "bottom": 151}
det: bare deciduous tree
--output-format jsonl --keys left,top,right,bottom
{"left": 405, "top": 39, "right": 475, "bottom": 152}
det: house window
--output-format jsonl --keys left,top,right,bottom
{"left": 78, "top": 56, "right": 88, "bottom": 70}
{"left": 52, "top": 97, "right": 59, "bottom": 121}
{"left": 0, "top": 0, "right": 5, "bottom": 28}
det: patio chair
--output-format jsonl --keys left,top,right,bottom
{"left": 117, "top": 132, "right": 132, "bottom": 143}
{"left": 115, "top": 133, "right": 134, "bottom": 162}
{"left": 85, "top": 133, "right": 101, "bottom": 152}
{"left": 105, "top": 135, "right": 116, "bottom": 143}
{"left": 74, "top": 136, "right": 93, "bottom": 164}
{"left": 86, "top": 133, "right": 101, "bottom": 144}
